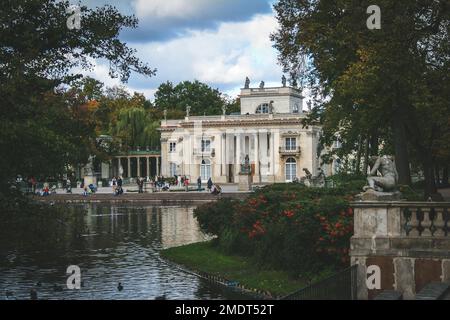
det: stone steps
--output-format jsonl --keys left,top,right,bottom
{"left": 415, "top": 282, "right": 450, "bottom": 300}
{"left": 374, "top": 290, "right": 403, "bottom": 300}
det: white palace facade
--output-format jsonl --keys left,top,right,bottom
{"left": 160, "top": 85, "right": 328, "bottom": 184}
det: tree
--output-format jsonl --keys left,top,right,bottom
{"left": 154, "top": 80, "right": 226, "bottom": 116}
{"left": 0, "top": 0, "right": 155, "bottom": 192}
{"left": 272, "top": 0, "right": 450, "bottom": 198}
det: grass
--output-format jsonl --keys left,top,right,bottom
{"left": 160, "top": 241, "right": 331, "bottom": 297}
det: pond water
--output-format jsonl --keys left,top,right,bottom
{"left": 0, "top": 204, "right": 248, "bottom": 300}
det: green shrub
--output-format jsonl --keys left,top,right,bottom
{"left": 194, "top": 177, "right": 359, "bottom": 276}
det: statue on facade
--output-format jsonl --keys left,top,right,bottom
{"left": 291, "top": 78, "right": 298, "bottom": 88}
{"left": 269, "top": 101, "right": 274, "bottom": 114}
{"left": 163, "top": 108, "right": 167, "bottom": 120}
{"left": 259, "top": 81, "right": 265, "bottom": 89}
{"left": 186, "top": 105, "right": 191, "bottom": 117}
{"left": 222, "top": 104, "right": 227, "bottom": 116}
{"left": 282, "top": 75, "right": 287, "bottom": 87}
{"left": 363, "top": 155, "right": 398, "bottom": 192}
{"left": 244, "top": 77, "right": 250, "bottom": 89}
{"left": 84, "top": 155, "right": 95, "bottom": 176}
{"left": 240, "top": 154, "right": 251, "bottom": 174}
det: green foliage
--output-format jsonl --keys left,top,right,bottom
{"left": 0, "top": 0, "right": 154, "bottom": 193}
{"left": 154, "top": 80, "right": 234, "bottom": 116}
{"left": 114, "top": 107, "right": 160, "bottom": 150}
{"left": 271, "top": 0, "right": 450, "bottom": 196}
{"left": 194, "top": 181, "right": 357, "bottom": 276}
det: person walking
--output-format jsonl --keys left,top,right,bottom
{"left": 184, "top": 177, "right": 190, "bottom": 192}
{"left": 137, "top": 177, "right": 144, "bottom": 193}
{"left": 197, "top": 177, "right": 202, "bottom": 192}
{"left": 66, "top": 178, "right": 72, "bottom": 193}
{"left": 112, "top": 176, "right": 117, "bottom": 194}
{"left": 31, "top": 176, "right": 37, "bottom": 194}
{"left": 117, "top": 176, "right": 123, "bottom": 195}
{"left": 207, "top": 178, "right": 213, "bottom": 192}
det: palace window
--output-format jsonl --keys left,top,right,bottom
{"left": 285, "top": 137, "right": 297, "bottom": 151}
{"left": 292, "top": 103, "right": 300, "bottom": 113}
{"left": 201, "top": 139, "right": 211, "bottom": 152}
{"left": 169, "top": 142, "right": 176, "bottom": 153}
{"left": 255, "top": 103, "right": 269, "bottom": 114}
{"left": 200, "top": 159, "right": 211, "bottom": 181}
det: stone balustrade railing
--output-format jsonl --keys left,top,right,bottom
{"left": 402, "top": 204, "right": 449, "bottom": 237}
{"left": 352, "top": 201, "right": 450, "bottom": 240}
{"left": 350, "top": 201, "right": 450, "bottom": 300}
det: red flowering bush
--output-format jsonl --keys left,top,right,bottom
{"left": 194, "top": 181, "right": 361, "bottom": 275}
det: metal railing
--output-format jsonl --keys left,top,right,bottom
{"left": 281, "top": 265, "right": 357, "bottom": 300}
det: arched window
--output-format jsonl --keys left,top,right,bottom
{"left": 285, "top": 158, "right": 297, "bottom": 182}
{"left": 292, "top": 103, "right": 300, "bottom": 114}
{"left": 201, "top": 159, "right": 211, "bottom": 181}
{"left": 255, "top": 103, "right": 269, "bottom": 114}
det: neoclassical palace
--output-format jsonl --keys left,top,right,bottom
{"left": 160, "top": 83, "right": 330, "bottom": 184}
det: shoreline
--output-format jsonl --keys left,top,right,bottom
{"left": 160, "top": 241, "right": 313, "bottom": 299}
{"left": 33, "top": 192, "right": 250, "bottom": 204}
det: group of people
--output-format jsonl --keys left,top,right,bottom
{"left": 111, "top": 176, "right": 124, "bottom": 196}
{"left": 196, "top": 177, "right": 222, "bottom": 195}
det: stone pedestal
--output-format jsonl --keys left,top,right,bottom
{"left": 238, "top": 173, "right": 252, "bottom": 191}
{"left": 83, "top": 175, "right": 97, "bottom": 186}
{"left": 356, "top": 189, "right": 402, "bottom": 201}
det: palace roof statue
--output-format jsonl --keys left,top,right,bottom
{"left": 244, "top": 77, "right": 250, "bottom": 89}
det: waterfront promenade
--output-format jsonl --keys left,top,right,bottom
{"left": 35, "top": 185, "right": 250, "bottom": 204}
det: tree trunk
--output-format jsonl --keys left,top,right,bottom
{"left": 435, "top": 166, "right": 440, "bottom": 187}
{"left": 392, "top": 116, "right": 412, "bottom": 186}
{"left": 443, "top": 166, "right": 449, "bottom": 187}
{"left": 422, "top": 154, "right": 437, "bottom": 199}
{"left": 369, "top": 133, "right": 379, "bottom": 156}
{"left": 355, "top": 135, "right": 363, "bottom": 174}
{"left": 362, "top": 138, "right": 370, "bottom": 175}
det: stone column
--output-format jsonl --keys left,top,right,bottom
{"left": 156, "top": 157, "right": 160, "bottom": 176}
{"left": 146, "top": 157, "right": 150, "bottom": 177}
{"left": 273, "top": 130, "right": 280, "bottom": 181}
{"left": 270, "top": 131, "right": 275, "bottom": 177}
{"left": 116, "top": 157, "right": 121, "bottom": 177}
{"left": 137, "top": 157, "right": 141, "bottom": 177}
{"left": 235, "top": 132, "right": 241, "bottom": 176}
{"left": 160, "top": 138, "right": 168, "bottom": 177}
{"left": 221, "top": 133, "right": 226, "bottom": 176}
{"left": 127, "top": 157, "right": 131, "bottom": 178}
{"left": 254, "top": 132, "right": 260, "bottom": 183}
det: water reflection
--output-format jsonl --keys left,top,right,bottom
{"left": 0, "top": 204, "right": 248, "bottom": 300}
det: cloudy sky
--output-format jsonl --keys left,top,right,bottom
{"left": 80, "top": 0, "right": 287, "bottom": 101}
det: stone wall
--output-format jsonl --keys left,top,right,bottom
{"left": 350, "top": 201, "right": 450, "bottom": 299}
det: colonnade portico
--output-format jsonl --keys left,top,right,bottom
{"left": 114, "top": 152, "right": 161, "bottom": 179}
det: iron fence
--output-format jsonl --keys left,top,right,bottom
{"left": 281, "top": 265, "right": 358, "bottom": 300}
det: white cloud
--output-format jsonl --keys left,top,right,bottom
{"left": 133, "top": 0, "right": 211, "bottom": 19}
{"left": 76, "top": 8, "right": 313, "bottom": 108}
{"left": 132, "top": 13, "right": 282, "bottom": 91}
